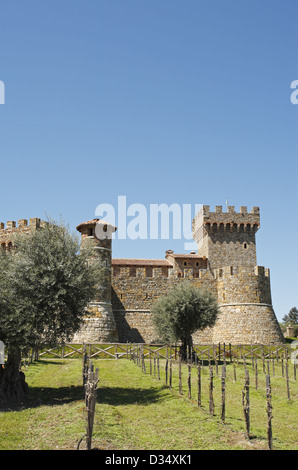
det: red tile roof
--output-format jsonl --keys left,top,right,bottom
{"left": 112, "top": 258, "right": 171, "bottom": 266}
{"left": 168, "top": 253, "right": 203, "bottom": 258}
{"left": 76, "top": 219, "right": 117, "bottom": 231}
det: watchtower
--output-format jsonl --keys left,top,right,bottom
{"left": 73, "top": 218, "right": 118, "bottom": 343}
{"left": 192, "top": 205, "right": 260, "bottom": 270}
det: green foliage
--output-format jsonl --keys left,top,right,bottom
{"left": 0, "top": 220, "right": 102, "bottom": 355}
{"left": 282, "top": 307, "right": 298, "bottom": 325}
{"left": 152, "top": 282, "right": 219, "bottom": 346}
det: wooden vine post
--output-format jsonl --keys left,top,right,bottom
{"left": 266, "top": 374, "right": 273, "bottom": 450}
{"left": 179, "top": 354, "right": 182, "bottom": 395}
{"left": 82, "top": 344, "right": 89, "bottom": 396}
{"left": 197, "top": 362, "right": 201, "bottom": 407}
{"left": 209, "top": 366, "right": 214, "bottom": 416}
{"left": 285, "top": 362, "right": 291, "bottom": 401}
{"left": 188, "top": 362, "right": 191, "bottom": 400}
{"left": 242, "top": 369, "right": 250, "bottom": 438}
{"left": 221, "top": 364, "right": 226, "bottom": 423}
{"left": 85, "top": 363, "right": 99, "bottom": 450}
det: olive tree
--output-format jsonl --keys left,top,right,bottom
{"left": 0, "top": 220, "right": 101, "bottom": 402}
{"left": 152, "top": 282, "right": 219, "bottom": 361}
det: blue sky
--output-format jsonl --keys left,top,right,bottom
{"left": 0, "top": 0, "right": 297, "bottom": 321}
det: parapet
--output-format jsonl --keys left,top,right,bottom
{"left": 193, "top": 205, "right": 260, "bottom": 237}
{"left": 202, "top": 205, "right": 259, "bottom": 215}
{"left": 0, "top": 218, "right": 43, "bottom": 231}
{"left": 213, "top": 265, "right": 270, "bottom": 279}
{"left": 0, "top": 218, "right": 44, "bottom": 249}
{"left": 112, "top": 261, "right": 171, "bottom": 278}
{"left": 112, "top": 264, "right": 214, "bottom": 280}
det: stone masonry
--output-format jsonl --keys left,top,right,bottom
{"left": 74, "top": 205, "right": 284, "bottom": 345}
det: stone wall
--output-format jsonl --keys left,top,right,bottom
{"left": 111, "top": 264, "right": 284, "bottom": 345}
{"left": 193, "top": 205, "right": 260, "bottom": 269}
{"left": 111, "top": 270, "right": 217, "bottom": 343}
{"left": 72, "top": 302, "right": 118, "bottom": 343}
{"left": 0, "top": 218, "right": 45, "bottom": 249}
{"left": 212, "top": 304, "right": 284, "bottom": 344}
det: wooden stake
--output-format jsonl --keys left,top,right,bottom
{"left": 179, "top": 354, "right": 182, "bottom": 395}
{"left": 209, "top": 366, "right": 214, "bottom": 416}
{"left": 188, "top": 362, "right": 191, "bottom": 399}
{"left": 255, "top": 358, "right": 258, "bottom": 390}
{"left": 242, "top": 369, "right": 250, "bottom": 438}
{"left": 266, "top": 374, "right": 273, "bottom": 450}
{"left": 197, "top": 362, "right": 201, "bottom": 407}
{"left": 221, "top": 364, "right": 226, "bottom": 422}
{"left": 286, "top": 362, "right": 290, "bottom": 401}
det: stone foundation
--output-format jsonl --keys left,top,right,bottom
{"left": 72, "top": 302, "right": 118, "bottom": 343}
{"left": 212, "top": 303, "right": 284, "bottom": 344}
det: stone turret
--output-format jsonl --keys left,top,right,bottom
{"left": 72, "top": 219, "right": 118, "bottom": 343}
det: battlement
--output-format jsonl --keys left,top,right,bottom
{"left": 0, "top": 218, "right": 45, "bottom": 250}
{"left": 112, "top": 263, "right": 213, "bottom": 280}
{"left": 202, "top": 205, "right": 260, "bottom": 216}
{"left": 213, "top": 265, "right": 270, "bottom": 279}
{"left": 0, "top": 218, "right": 43, "bottom": 231}
{"left": 193, "top": 205, "right": 260, "bottom": 233}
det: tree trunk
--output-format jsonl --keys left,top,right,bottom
{"left": 0, "top": 351, "right": 28, "bottom": 403}
{"left": 180, "top": 336, "right": 193, "bottom": 362}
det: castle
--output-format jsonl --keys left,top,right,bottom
{"left": 0, "top": 205, "right": 284, "bottom": 345}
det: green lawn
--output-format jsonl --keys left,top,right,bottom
{"left": 0, "top": 357, "right": 297, "bottom": 450}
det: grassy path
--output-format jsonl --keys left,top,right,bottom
{"left": 92, "top": 359, "right": 259, "bottom": 450}
{"left": 0, "top": 358, "right": 296, "bottom": 450}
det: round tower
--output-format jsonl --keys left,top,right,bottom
{"left": 213, "top": 266, "right": 284, "bottom": 344}
{"left": 72, "top": 219, "right": 118, "bottom": 343}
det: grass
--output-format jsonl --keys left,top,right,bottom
{"left": 0, "top": 357, "right": 297, "bottom": 450}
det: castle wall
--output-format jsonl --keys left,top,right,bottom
{"left": 212, "top": 304, "right": 284, "bottom": 345}
{"left": 215, "top": 265, "right": 272, "bottom": 305}
{"left": 213, "top": 265, "right": 283, "bottom": 344}
{"left": 0, "top": 218, "right": 45, "bottom": 249}
{"left": 111, "top": 268, "right": 217, "bottom": 343}
{"left": 72, "top": 302, "right": 118, "bottom": 343}
{"left": 111, "top": 264, "right": 284, "bottom": 345}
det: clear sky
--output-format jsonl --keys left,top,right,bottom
{"left": 0, "top": 1, "right": 297, "bottom": 321}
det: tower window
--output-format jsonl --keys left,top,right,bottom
{"left": 88, "top": 227, "right": 94, "bottom": 236}
{"left": 243, "top": 243, "right": 247, "bottom": 249}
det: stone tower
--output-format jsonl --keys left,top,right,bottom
{"left": 192, "top": 205, "right": 260, "bottom": 271}
{"left": 192, "top": 205, "right": 284, "bottom": 344}
{"left": 72, "top": 219, "right": 118, "bottom": 343}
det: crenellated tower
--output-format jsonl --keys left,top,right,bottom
{"left": 192, "top": 205, "right": 284, "bottom": 344}
{"left": 192, "top": 205, "right": 260, "bottom": 270}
